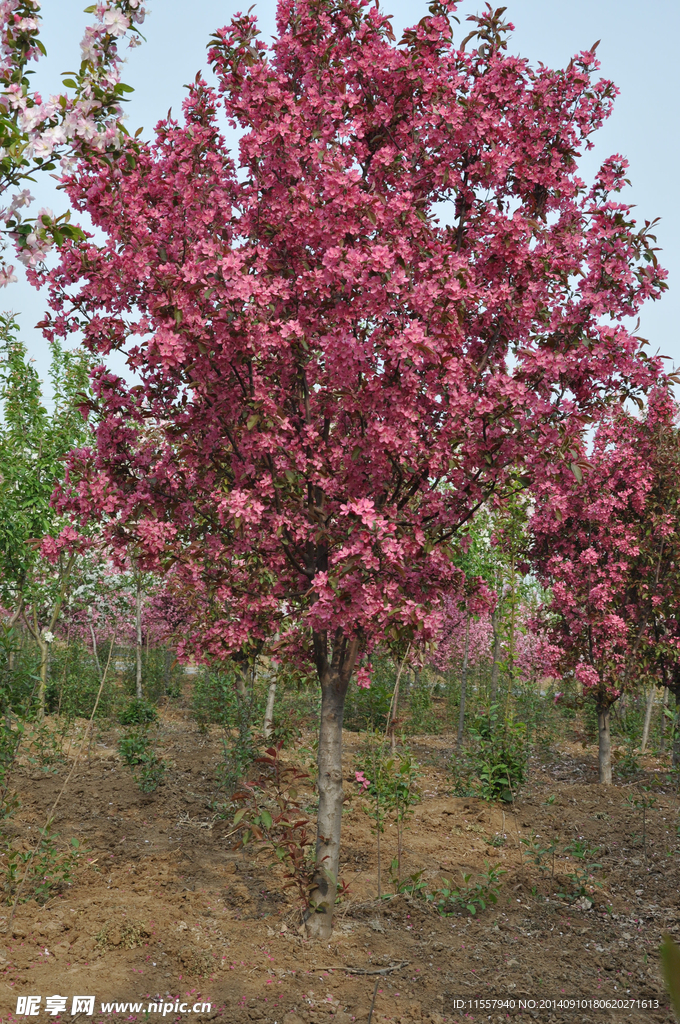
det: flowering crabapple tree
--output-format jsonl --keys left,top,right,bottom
{"left": 530, "top": 388, "right": 678, "bottom": 783}
{"left": 0, "top": 0, "right": 147, "bottom": 283}
{"left": 613, "top": 394, "right": 680, "bottom": 766}
{"left": 42, "top": 0, "right": 667, "bottom": 935}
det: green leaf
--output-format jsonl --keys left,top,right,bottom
{"left": 61, "top": 79, "right": 78, "bottom": 89}
{"left": 661, "top": 934, "right": 680, "bottom": 1019}
{"left": 233, "top": 808, "right": 247, "bottom": 826}
{"left": 570, "top": 462, "right": 583, "bottom": 484}
{"left": 260, "top": 809, "right": 273, "bottom": 829}
{"left": 246, "top": 414, "right": 260, "bottom": 430}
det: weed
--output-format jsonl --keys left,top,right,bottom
{"left": 615, "top": 747, "right": 642, "bottom": 780}
{"left": 427, "top": 862, "right": 505, "bottom": 916}
{"left": 355, "top": 742, "right": 421, "bottom": 891}
{"left": 521, "top": 833, "right": 557, "bottom": 875}
{"left": 4, "top": 827, "right": 82, "bottom": 904}
{"left": 27, "top": 722, "right": 64, "bottom": 772}
{"left": 556, "top": 839, "right": 602, "bottom": 902}
{"left": 388, "top": 861, "right": 428, "bottom": 898}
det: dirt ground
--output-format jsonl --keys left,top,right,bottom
{"left": 1, "top": 706, "right": 678, "bottom": 1024}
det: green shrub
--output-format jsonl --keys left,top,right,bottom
{"left": 451, "top": 704, "right": 526, "bottom": 803}
{"left": 119, "top": 697, "right": 158, "bottom": 727}
{"left": 118, "top": 728, "right": 165, "bottom": 793}
{"left": 343, "top": 654, "right": 394, "bottom": 731}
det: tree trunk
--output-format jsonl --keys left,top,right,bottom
{"left": 164, "top": 649, "right": 173, "bottom": 694}
{"left": 660, "top": 687, "right": 669, "bottom": 754}
{"left": 490, "top": 604, "right": 502, "bottom": 704}
{"left": 37, "top": 637, "right": 48, "bottom": 718}
{"left": 89, "top": 620, "right": 101, "bottom": 679}
{"left": 388, "top": 646, "right": 410, "bottom": 751}
{"left": 263, "top": 678, "right": 277, "bottom": 740}
{"left": 135, "top": 580, "right": 143, "bottom": 700}
{"left": 456, "top": 613, "right": 470, "bottom": 750}
{"left": 640, "top": 686, "right": 656, "bottom": 753}
{"left": 598, "top": 705, "right": 612, "bottom": 785}
{"left": 673, "top": 689, "right": 680, "bottom": 769}
{"left": 306, "top": 633, "right": 359, "bottom": 940}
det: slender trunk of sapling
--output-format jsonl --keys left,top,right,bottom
{"left": 660, "top": 688, "right": 669, "bottom": 754}
{"left": 307, "top": 633, "right": 359, "bottom": 941}
{"left": 597, "top": 705, "right": 612, "bottom": 785}
{"left": 456, "top": 613, "right": 470, "bottom": 751}
{"left": 376, "top": 781, "right": 382, "bottom": 899}
{"left": 263, "top": 677, "right": 277, "bottom": 740}
{"left": 235, "top": 669, "right": 248, "bottom": 698}
{"left": 37, "top": 637, "right": 48, "bottom": 719}
{"left": 135, "top": 581, "right": 143, "bottom": 700}
{"left": 673, "top": 689, "right": 680, "bottom": 769}
{"left": 89, "top": 620, "right": 101, "bottom": 679}
{"left": 640, "top": 687, "right": 655, "bottom": 753}
{"left": 490, "top": 604, "right": 502, "bottom": 705}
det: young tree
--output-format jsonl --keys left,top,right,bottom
{"left": 43, "top": 1, "right": 665, "bottom": 935}
{"left": 0, "top": 314, "right": 94, "bottom": 711}
{"left": 530, "top": 389, "right": 678, "bottom": 782}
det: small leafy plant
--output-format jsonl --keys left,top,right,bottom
{"left": 388, "top": 861, "right": 428, "bottom": 898}
{"left": 4, "top": 827, "right": 82, "bottom": 904}
{"left": 119, "top": 697, "right": 158, "bottom": 727}
{"left": 232, "top": 744, "right": 317, "bottom": 908}
{"left": 521, "top": 832, "right": 558, "bottom": 875}
{"left": 556, "top": 838, "right": 602, "bottom": 902}
{"left": 118, "top": 729, "right": 165, "bottom": 793}
{"left": 427, "top": 862, "right": 505, "bottom": 916}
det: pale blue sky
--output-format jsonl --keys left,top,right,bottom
{"left": 8, "top": 0, "right": 680, "bottom": 393}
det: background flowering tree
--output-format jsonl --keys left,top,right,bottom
{"left": 42, "top": 0, "right": 666, "bottom": 935}
{"left": 530, "top": 388, "right": 679, "bottom": 783}
{"left": 0, "top": 0, "right": 147, "bottom": 283}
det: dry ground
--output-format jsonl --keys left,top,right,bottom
{"left": 0, "top": 707, "right": 678, "bottom": 1024}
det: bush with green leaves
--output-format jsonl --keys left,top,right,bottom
{"left": 468, "top": 704, "right": 527, "bottom": 802}
{"left": 120, "top": 645, "right": 182, "bottom": 702}
{"left": 44, "top": 637, "right": 124, "bottom": 721}
{"left": 119, "top": 697, "right": 158, "bottom": 727}
{"left": 427, "top": 862, "right": 505, "bottom": 916}
{"left": 118, "top": 728, "right": 165, "bottom": 794}
{"left": 343, "top": 653, "right": 394, "bottom": 732}
{"left": 4, "top": 827, "right": 82, "bottom": 904}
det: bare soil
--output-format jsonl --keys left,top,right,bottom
{"left": 1, "top": 707, "right": 678, "bottom": 1024}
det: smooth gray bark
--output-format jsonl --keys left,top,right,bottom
{"left": 135, "top": 580, "right": 143, "bottom": 700}
{"left": 489, "top": 604, "right": 502, "bottom": 704}
{"left": 673, "top": 689, "right": 680, "bottom": 769}
{"left": 456, "top": 613, "right": 470, "bottom": 750}
{"left": 598, "top": 705, "right": 612, "bottom": 785}
{"left": 263, "top": 679, "right": 277, "bottom": 740}
{"left": 306, "top": 633, "right": 359, "bottom": 940}
{"left": 640, "top": 687, "right": 656, "bottom": 753}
